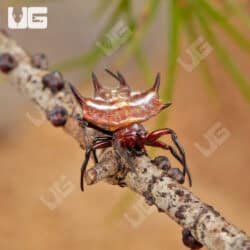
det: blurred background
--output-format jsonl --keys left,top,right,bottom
{"left": 0, "top": 0, "right": 250, "bottom": 249}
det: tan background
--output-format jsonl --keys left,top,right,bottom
{"left": 0, "top": 1, "right": 249, "bottom": 250}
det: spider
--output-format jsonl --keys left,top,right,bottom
{"left": 70, "top": 69, "right": 192, "bottom": 191}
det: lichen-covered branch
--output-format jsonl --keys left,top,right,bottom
{"left": 86, "top": 151, "right": 250, "bottom": 250}
{"left": 0, "top": 30, "right": 86, "bottom": 146}
{"left": 0, "top": 30, "right": 249, "bottom": 250}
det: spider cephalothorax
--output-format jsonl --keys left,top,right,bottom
{"left": 70, "top": 69, "right": 192, "bottom": 191}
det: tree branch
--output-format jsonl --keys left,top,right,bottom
{"left": 0, "top": 30, "right": 249, "bottom": 250}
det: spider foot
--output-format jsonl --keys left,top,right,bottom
{"left": 182, "top": 228, "right": 203, "bottom": 250}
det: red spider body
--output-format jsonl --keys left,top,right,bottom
{"left": 72, "top": 71, "right": 168, "bottom": 131}
{"left": 114, "top": 123, "right": 147, "bottom": 150}
{"left": 70, "top": 69, "right": 192, "bottom": 191}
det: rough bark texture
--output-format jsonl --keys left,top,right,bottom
{"left": 0, "top": 31, "right": 249, "bottom": 250}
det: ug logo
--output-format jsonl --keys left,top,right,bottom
{"left": 8, "top": 7, "right": 48, "bottom": 29}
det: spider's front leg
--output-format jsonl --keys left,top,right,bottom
{"left": 80, "top": 140, "right": 112, "bottom": 191}
{"left": 146, "top": 128, "right": 192, "bottom": 186}
{"left": 92, "top": 135, "right": 113, "bottom": 163}
{"left": 76, "top": 117, "right": 114, "bottom": 187}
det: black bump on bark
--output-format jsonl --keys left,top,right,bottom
{"left": 175, "top": 205, "right": 186, "bottom": 220}
{"left": 31, "top": 53, "right": 48, "bottom": 70}
{"left": 167, "top": 168, "right": 184, "bottom": 184}
{"left": 0, "top": 53, "right": 17, "bottom": 73}
{"left": 143, "top": 190, "right": 155, "bottom": 206}
{"left": 152, "top": 155, "right": 171, "bottom": 171}
{"left": 42, "top": 71, "right": 65, "bottom": 93}
{"left": 47, "top": 105, "right": 68, "bottom": 127}
{"left": 182, "top": 228, "right": 203, "bottom": 249}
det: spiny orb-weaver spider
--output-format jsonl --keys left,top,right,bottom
{"left": 70, "top": 69, "right": 192, "bottom": 191}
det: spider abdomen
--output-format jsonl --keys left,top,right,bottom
{"left": 81, "top": 91, "right": 166, "bottom": 131}
{"left": 70, "top": 71, "right": 171, "bottom": 131}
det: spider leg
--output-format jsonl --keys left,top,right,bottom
{"left": 146, "top": 128, "right": 191, "bottom": 186}
{"left": 80, "top": 140, "right": 112, "bottom": 191}
{"left": 92, "top": 136, "right": 113, "bottom": 163}
{"left": 146, "top": 138, "right": 192, "bottom": 187}
{"left": 93, "top": 150, "right": 98, "bottom": 163}
{"left": 147, "top": 139, "right": 182, "bottom": 164}
{"left": 93, "top": 136, "right": 113, "bottom": 144}
{"left": 147, "top": 129, "right": 186, "bottom": 164}
{"left": 77, "top": 117, "right": 113, "bottom": 136}
{"left": 77, "top": 122, "right": 113, "bottom": 183}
